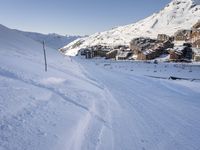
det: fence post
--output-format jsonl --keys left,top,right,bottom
{"left": 43, "top": 41, "right": 47, "bottom": 72}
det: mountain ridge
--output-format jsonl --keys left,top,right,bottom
{"left": 15, "top": 30, "right": 82, "bottom": 49}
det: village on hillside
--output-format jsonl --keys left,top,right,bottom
{"left": 77, "top": 20, "right": 200, "bottom": 62}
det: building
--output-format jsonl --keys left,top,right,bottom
{"left": 106, "top": 49, "right": 118, "bottom": 59}
{"left": 137, "top": 46, "right": 164, "bottom": 60}
{"left": 130, "top": 37, "right": 158, "bottom": 54}
{"left": 192, "top": 39, "right": 200, "bottom": 49}
{"left": 130, "top": 37, "right": 174, "bottom": 60}
{"left": 157, "top": 34, "right": 171, "bottom": 42}
{"left": 170, "top": 50, "right": 183, "bottom": 60}
{"left": 116, "top": 50, "right": 133, "bottom": 60}
{"left": 174, "top": 29, "right": 192, "bottom": 41}
{"left": 137, "top": 50, "right": 155, "bottom": 60}
{"left": 192, "top": 48, "right": 200, "bottom": 62}
{"left": 191, "top": 31, "right": 200, "bottom": 43}
{"left": 189, "top": 21, "right": 200, "bottom": 50}
{"left": 82, "top": 45, "right": 111, "bottom": 58}
{"left": 94, "top": 49, "right": 110, "bottom": 57}
{"left": 85, "top": 49, "right": 95, "bottom": 59}
{"left": 169, "top": 46, "right": 192, "bottom": 60}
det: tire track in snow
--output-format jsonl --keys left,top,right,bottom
{"left": 75, "top": 61, "right": 122, "bottom": 150}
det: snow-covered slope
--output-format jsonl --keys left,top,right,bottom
{"left": 1, "top": 24, "right": 200, "bottom": 150}
{"left": 15, "top": 30, "right": 82, "bottom": 49}
{"left": 0, "top": 24, "right": 111, "bottom": 150}
{"left": 62, "top": 0, "right": 200, "bottom": 56}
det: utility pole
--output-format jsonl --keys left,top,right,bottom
{"left": 43, "top": 41, "right": 48, "bottom": 72}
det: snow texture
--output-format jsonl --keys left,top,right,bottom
{"left": 1, "top": 23, "right": 200, "bottom": 150}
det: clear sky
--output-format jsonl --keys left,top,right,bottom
{"left": 0, "top": 0, "right": 171, "bottom": 36}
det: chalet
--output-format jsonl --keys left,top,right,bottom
{"left": 190, "top": 22, "right": 200, "bottom": 49}
{"left": 169, "top": 46, "right": 192, "bottom": 60}
{"left": 85, "top": 49, "right": 95, "bottom": 59}
{"left": 83, "top": 45, "right": 111, "bottom": 58}
{"left": 170, "top": 50, "right": 183, "bottom": 60}
{"left": 116, "top": 50, "right": 133, "bottom": 60}
{"left": 137, "top": 50, "right": 155, "bottom": 60}
{"left": 157, "top": 34, "right": 170, "bottom": 42}
{"left": 185, "top": 47, "right": 193, "bottom": 60}
{"left": 192, "top": 39, "right": 200, "bottom": 48}
{"left": 137, "top": 45, "right": 164, "bottom": 60}
{"left": 130, "top": 37, "right": 174, "bottom": 60}
{"left": 190, "top": 29, "right": 200, "bottom": 43}
{"left": 130, "top": 37, "right": 157, "bottom": 54}
{"left": 106, "top": 49, "right": 118, "bottom": 59}
{"left": 192, "top": 48, "right": 200, "bottom": 62}
{"left": 174, "top": 30, "right": 192, "bottom": 41}
{"left": 163, "top": 40, "right": 174, "bottom": 50}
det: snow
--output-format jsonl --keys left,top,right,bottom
{"left": 1, "top": 24, "right": 200, "bottom": 150}
{"left": 77, "top": 58, "right": 200, "bottom": 150}
{"left": 15, "top": 29, "right": 82, "bottom": 49}
{"left": 62, "top": 0, "right": 200, "bottom": 56}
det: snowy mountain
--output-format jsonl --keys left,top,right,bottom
{"left": 15, "top": 30, "right": 82, "bottom": 49}
{"left": 61, "top": 0, "right": 200, "bottom": 56}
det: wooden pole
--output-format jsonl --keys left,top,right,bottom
{"left": 43, "top": 41, "right": 47, "bottom": 72}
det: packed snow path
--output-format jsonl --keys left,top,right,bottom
{"left": 78, "top": 59, "right": 200, "bottom": 150}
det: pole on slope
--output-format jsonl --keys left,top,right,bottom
{"left": 43, "top": 41, "right": 48, "bottom": 72}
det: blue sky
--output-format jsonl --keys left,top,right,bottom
{"left": 0, "top": 0, "right": 171, "bottom": 35}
